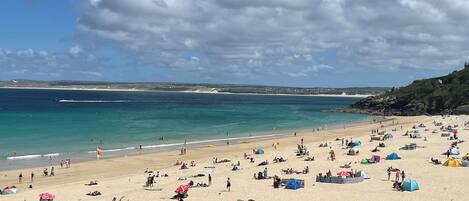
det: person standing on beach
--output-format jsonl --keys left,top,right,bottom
{"left": 401, "top": 171, "right": 405, "bottom": 181}
{"left": 395, "top": 170, "right": 401, "bottom": 182}
{"left": 50, "top": 167, "right": 55, "bottom": 176}
{"left": 31, "top": 172, "right": 34, "bottom": 182}
{"left": 208, "top": 174, "right": 212, "bottom": 186}
{"left": 19, "top": 173, "right": 23, "bottom": 183}
{"left": 387, "top": 169, "right": 391, "bottom": 181}
{"left": 226, "top": 177, "right": 231, "bottom": 192}
{"left": 60, "top": 160, "right": 64, "bottom": 168}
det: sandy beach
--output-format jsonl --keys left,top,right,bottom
{"left": 1, "top": 115, "right": 468, "bottom": 201}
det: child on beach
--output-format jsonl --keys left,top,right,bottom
{"left": 226, "top": 177, "right": 231, "bottom": 192}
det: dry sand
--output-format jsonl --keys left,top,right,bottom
{"left": 1, "top": 115, "right": 468, "bottom": 201}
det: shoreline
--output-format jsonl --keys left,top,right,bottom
{"left": 0, "top": 115, "right": 376, "bottom": 171}
{"left": 0, "top": 86, "right": 372, "bottom": 97}
{"left": 0, "top": 114, "right": 398, "bottom": 179}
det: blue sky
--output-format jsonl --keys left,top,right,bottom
{"left": 1, "top": 0, "right": 468, "bottom": 87}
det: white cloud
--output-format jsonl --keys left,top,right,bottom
{"left": 74, "top": 0, "right": 469, "bottom": 79}
{"left": 69, "top": 45, "right": 81, "bottom": 56}
{"left": 0, "top": 47, "right": 108, "bottom": 80}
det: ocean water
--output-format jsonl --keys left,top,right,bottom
{"left": 0, "top": 89, "right": 369, "bottom": 161}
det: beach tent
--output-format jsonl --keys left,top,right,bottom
{"left": 443, "top": 158, "right": 461, "bottom": 167}
{"left": 449, "top": 148, "right": 460, "bottom": 155}
{"left": 462, "top": 160, "right": 469, "bottom": 167}
{"left": 2, "top": 187, "right": 17, "bottom": 195}
{"left": 385, "top": 152, "right": 400, "bottom": 160}
{"left": 255, "top": 149, "right": 264, "bottom": 154}
{"left": 285, "top": 180, "right": 301, "bottom": 190}
{"left": 401, "top": 179, "right": 419, "bottom": 192}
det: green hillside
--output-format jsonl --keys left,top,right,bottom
{"left": 349, "top": 63, "right": 469, "bottom": 115}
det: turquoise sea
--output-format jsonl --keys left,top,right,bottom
{"left": 0, "top": 88, "right": 370, "bottom": 167}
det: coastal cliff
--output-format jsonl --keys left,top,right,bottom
{"left": 338, "top": 63, "right": 469, "bottom": 116}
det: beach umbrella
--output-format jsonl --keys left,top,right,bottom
{"left": 175, "top": 184, "right": 190, "bottom": 193}
{"left": 337, "top": 171, "right": 350, "bottom": 177}
{"left": 401, "top": 179, "right": 419, "bottom": 191}
{"left": 39, "top": 192, "right": 55, "bottom": 199}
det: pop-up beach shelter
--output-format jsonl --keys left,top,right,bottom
{"left": 401, "top": 179, "right": 419, "bottom": 191}
{"left": 255, "top": 149, "right": 264, "bottom": 154}
{"left": 443, "top": 158, "right": 461, "bottom": 167}
{"left": 386, "top": 152, "right": 400, "bottom": 160}
{"left": 2, "top": 187, "right": 17, "bottom": 195}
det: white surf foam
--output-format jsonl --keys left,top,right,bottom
{"left": 58, "top": 100, "right": 130, "bottom": 103}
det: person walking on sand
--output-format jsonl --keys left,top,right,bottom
{"left": 395, "top": 170, "right": 401, "bottom": 182}
{"left": 31, "top": 172, "right": 34, "bottom": 182}
{"left": 19, "top": 173, "right": 23, "bottom": 183}
{"left": 60, "top": 160, "right": 64, "bottom": 168}
{"left": 50, "top": 167, "right": 55, "bottom": 176}
{"left": 226, "top": 177, "right": 231, "bottom": 192}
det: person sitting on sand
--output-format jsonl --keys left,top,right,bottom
{"left": 86, "top": 180, "right": 98, "bottom": 186}
{"left": 393, "top": 181, "right": 402, "bottom": 191}
{"left": 190, "top": 161, "right": 196, "bottom": 167}
{"left": 303, "top": 166, "right": 309, "bottom": 174}
{"left": 304, "top": 156, "right": 315, "bottom": 161}
{"left": 175, "top": 160, "right": 182, "bottom": 166}
{"left": 87, "top": 191, "right": 102, "bottom": 196}
{"left": 180, "top": 163, "right": 188, "bottom": 170}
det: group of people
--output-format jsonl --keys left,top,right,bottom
{"left": 387, "top": 166, "right": 405, "bottom": 182}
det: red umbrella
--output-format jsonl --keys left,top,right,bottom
{"left": 39, "top": 192, "right": 56, "bottom": 199}
{"left": 175, "top": 184, "right": 190, "bottom": 193}
{"left": 337, "top": 171, "right": 351, "bottom": 177}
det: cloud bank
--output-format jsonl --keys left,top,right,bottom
{"left": 3, "top": 0, "right": 469, "bottom": 86}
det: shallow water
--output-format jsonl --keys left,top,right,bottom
{"left": 0, "top": 89, "right": 369, "bottom": 160}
